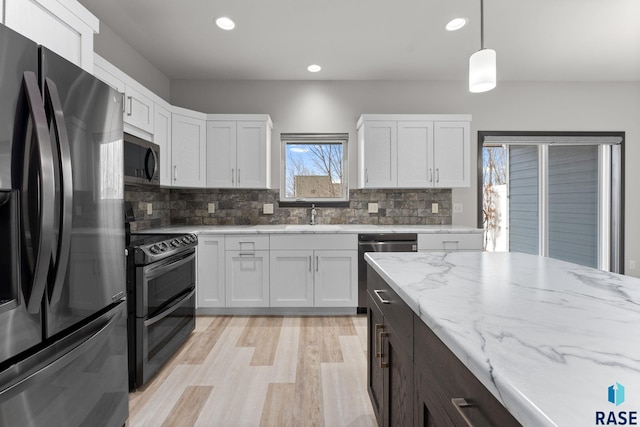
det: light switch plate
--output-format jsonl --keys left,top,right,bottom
{"left": 453, "top": 203, "right": 463, "bottom": 213}
{"left": 263, "top": 203, "right": 274, "bottom": 214}
{"left": 368, "top": 202, "right": 379, "bottom": 214}
{"left": 208, "top": 203, "right": 215, "bottom": 214}
{"left": 431, "top": 203, "right": 438, "bottom": 214}
{"left": 147, "top": 203, "right": 153, "bottom": 215}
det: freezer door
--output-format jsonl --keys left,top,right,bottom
{"left": 0, "top": 24, "right": 45, "bottom": 361}
{"left": 40, "top": 47, "right": 126, "bottom": 337}
{"left": 0, "top": 302, "right": 128, "bottom": 427}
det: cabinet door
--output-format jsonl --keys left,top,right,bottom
{"left": 5, "top": 0, "right": 96, "bottom": 71}
{"left": 314, "top": 250, "right": 357, "bottom": 307}
{"left": 197, "top": 236, "right": 225, "bottom": 308}
{"left": 270, "top": 250, "right": 314, "bottom": 307}
{"left": 171, "top": 113, "right": 207, "bottom": 187}
{"left": 433, "top": 121, "right": 470, "bottom": 188}
{"left": 154, "top": 105, "right": 172, "bottom": 186}
{"left": 362, "top": 121, "right": 397, "bottom": 188}
{"left": 225, "top": 251, "right": 269, "bottom": 307}
{"left": 384, "top": 324, "right": 414, "bottom": 427}
{"left": 124, "top": 85, "right": 154, "bottom": 134}
{"left": 397, "top": 121, "right": 434, "bottom": 188}
{"left": 367, "top": 294, "right": 385, "bottom": 426}
{"left": 236, "top": 121, "right": 269, "bottom": 188}
{"left": 206, "top": 121, "right": 236, "bottom": 188}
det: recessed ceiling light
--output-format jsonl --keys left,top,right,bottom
{"left": 215, "top": 16, "right": 235, "bottom": 30}
{"left": 307, "top": 64, "right": 322, "bottom": 73}
{"left": 446, "top": 17, "right": 467, "bottom": 31}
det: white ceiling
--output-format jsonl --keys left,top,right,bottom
{"left": 78, "top": 0, "right": 640, "bottom": 82}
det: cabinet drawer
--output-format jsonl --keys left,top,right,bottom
{"left": 270, "top": 233, "right": 356, "bottom": 250}
{"left": 367, "top": 266, "right": 413, "bottom": 357}
{"left": 414, "top": 317, "right": 521, "bottom": 427}
{"left": 418, "top": 233, "right": 482, "bottom": 251}
{"left": 225, "top": 235, "right": 269, "bottom": 252}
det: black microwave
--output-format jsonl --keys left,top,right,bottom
{"left": 124, "top": 133, "right": 160, "bottom": 186}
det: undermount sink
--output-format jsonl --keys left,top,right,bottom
{"left": 285, "top": 224, "right": 342, "bottom": 231}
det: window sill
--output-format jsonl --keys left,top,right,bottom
{"left": 278, "top": 201, "right": 350, "bottom": 208}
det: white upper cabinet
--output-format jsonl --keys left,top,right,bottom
{"left": 433, "top": 121, "right": 471, "bottom": 187}
{"left": 206, "top": 115, "right": 272, "bottom": 189}
{"left": 153, "top": 103, "right": 172, "bottom": 186}
{"left": 124, "top": 85, "right": 154, "bottom": 134}
{"left": 357, "top": 114, "right": 471, "bottom": 189}
{"left": 3, "top": 0, "right": 98, "bottom": 72}
{"left": 359, "top": 121, "right": 397, "bottom": 188}
{"left": 172, "top": 108, "right": 207, "bottom": 188}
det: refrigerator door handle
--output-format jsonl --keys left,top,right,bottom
{"left": 0, "top": 305, "right": 123, "bottom": 399}
{"left": 15, "top": 72, "right": 56, "bottom": 314}
{"left": 44, "top": 78, "right": 73, "bottom": 305}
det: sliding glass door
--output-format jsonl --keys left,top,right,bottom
{"left": 480, "top": 133, "right": 623, "bottom": 273}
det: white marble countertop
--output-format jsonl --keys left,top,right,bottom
{"left": 133, "top": 224, "right": 482, "bottom": 235}
{"left": 365, "top": 251, "right": 640, "bottom": 427}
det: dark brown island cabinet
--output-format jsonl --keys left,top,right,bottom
{"left": 367, "top": 266, "right": 522, "bottom": 427}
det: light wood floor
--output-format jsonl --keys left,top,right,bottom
{"left": 127, "top": 315, "right": 376, "bottom": 427}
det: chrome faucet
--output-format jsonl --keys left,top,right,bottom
{"left": 310, "top": 204, "right": 317, "bottom": 225}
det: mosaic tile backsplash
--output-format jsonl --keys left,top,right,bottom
{"left": 125, "top": 186, "right": 452, "bottom": 231}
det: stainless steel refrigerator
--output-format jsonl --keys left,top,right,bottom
{"left": 0, "top": 23, "right": 128, "bottom": 426}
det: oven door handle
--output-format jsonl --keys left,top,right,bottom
{"left": 144, "top": 288, "right": 195, "bottom": 328}
{"left": 143, "top": 251, "right": 195, "bottom": 281}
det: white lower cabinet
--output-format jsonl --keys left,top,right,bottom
{"left": 314, "top": 250, "right": 358, "bottom": 307}
{"left": 417, "top": 233, "right": 483, "bottom": 252}
{"left": 196, "top": 236, "right": 225, "bottom": 308}
{"left": 225, "top": 249, "right": 270, "bottom": 307}
{"left": 270, "top": 234, "right": 358, "bottom": 308}
{"left": 270, "top": 250, "right": 314, "bottom": 307}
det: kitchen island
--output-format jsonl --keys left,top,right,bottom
{"left": 365, "top": 251, "right": 640, "bottom": 427}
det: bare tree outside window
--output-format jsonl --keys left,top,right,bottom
{"left": 284, "top": 141, "right": 345, "bottom": 200}
{"left": 482, "top": 146, "right": 508, "bottom": 251}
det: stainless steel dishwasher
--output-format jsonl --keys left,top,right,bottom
{"left": 358, "top": 233, "right": 417, "bottom": 312}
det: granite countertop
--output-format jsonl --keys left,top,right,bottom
{"left": 364, "top": 251, "right": 640, "bottom": 427}
{"left": 133, "top": 224, "right": 482, "bottom": 235}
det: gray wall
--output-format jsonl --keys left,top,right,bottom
{"left": 170, "top": 79, "right": 640, "bottom": 277}
{"left": 93, "top": 22, "right": 171, "bottom": 101}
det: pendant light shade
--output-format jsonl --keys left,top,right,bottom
{"left": 469, "top": 0, "right": 496, "bottom": 93}
{"left": 469, "top": 48, "right": 496, "bottom": 93}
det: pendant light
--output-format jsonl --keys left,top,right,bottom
{"left": 469, "top": 0, "right": 496, "bottom": 93}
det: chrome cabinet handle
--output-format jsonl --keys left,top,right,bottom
{"left": 232, "top": 168, "right": 235, "bottom": 184}
{"left": 127, "top": 96, "right": 133, "bottom": 116}
{"left": 379, "top": 331, "right": 389, "bottom": 368}
{"left": 237, "top": 168, "right": 240, "bottom": 184}
{"left": 174, "top": 165, "right": 177, "bottom": 181}
{"left": 429, "top": 168, "right": 433, "bottom": 182}
{"left": 316, "top": 256, "right": 319, "bottom": 272}
{"left": 309, "top": 256, "right": 312, "bottom": 272}
{"left": 365, "top": 168, "right": 369, "bottom": 183}
{"left": 436, "top": 168, "right": 440, "bottom": 183}
{"left": 373, "top": 289, "right": 390, "bottom": 304}
{"left": 451, "top": 398, "right": 476, "bottom": 427}
{"left": 374, "top": 324, "right": 383, "bottom": 358}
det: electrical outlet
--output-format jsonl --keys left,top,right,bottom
{"left": 146, "top": 203, "right": 152, "bottom": 215}
{"left": 263, "top": 203, "right": 274, "bottom": 214}
{"left": 368, "top": 202, "right": 379, "bottom": 214}
{"left": 208, "top": 203, "right": 215, "bottom": 214}
{"left": 453, "top": 203, "right": 463, "bottom": 213}
{"left": 431, "top": 203, "right": 438, "bottom": 214}
{"left": 631, "top": 260, "right": 637, "bottom": 270}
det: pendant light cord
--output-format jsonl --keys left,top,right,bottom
{"left": 480, "top": 0, "right": 485, "bottom": 49}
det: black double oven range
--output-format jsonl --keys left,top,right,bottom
{"left": 126, "top": 231, "right": 197, "bottom": 390}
